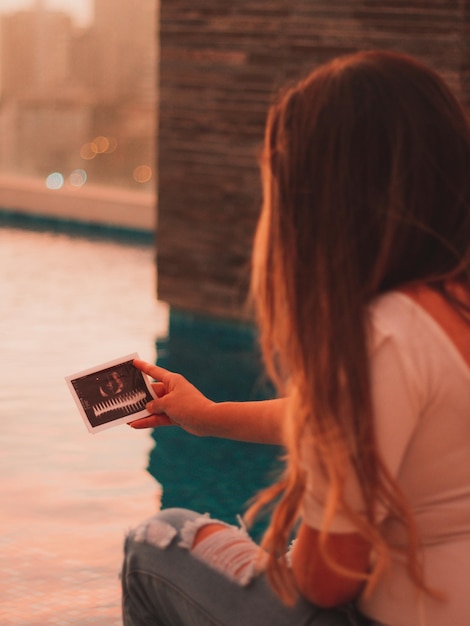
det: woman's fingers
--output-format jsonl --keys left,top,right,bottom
{"left": 152, "top": 381, "right": 167, "bottom": 398}
{"left": 135, "top": 361, "right": 171, "bottom": 409}
{"left": 133, "top": 359, "right": 171, "bottom": 384}
{"left": 131, "top": 359, "right": 210, "bottom": 436}
{"left": 128, "top": 414, "right": 172, "bottom": 429}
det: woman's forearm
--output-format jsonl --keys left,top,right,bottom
{"left": 131, "top": 360, "right": 287, "bottom": 444}
{"left": 204, "top": 398, "right": 287, "bottom": 445}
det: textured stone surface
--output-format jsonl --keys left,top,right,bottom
{"left": 157, "top": 0, "right": 470, "bottom": 319}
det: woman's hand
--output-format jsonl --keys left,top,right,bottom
{"left": 129, "top": 359, "right": 215, "bottom": 436}
{"left": 130, "top": 359, "right": 287, "bottom": 445}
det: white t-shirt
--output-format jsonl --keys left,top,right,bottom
{"left": 300, "top": 292, "right": 470, "bottom": 626}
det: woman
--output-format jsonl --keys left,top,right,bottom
{"left": 122, "top": 50, "right": 470, "bottom": 625}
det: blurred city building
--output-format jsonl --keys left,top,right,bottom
{"left": 0, "top": 0, "right": 157, "bottom": 193}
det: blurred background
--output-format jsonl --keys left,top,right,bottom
{"left": 0, "top": 2, "right": 277, "bottom": 624}
{"left": 0, "top": 0, "right": 156, "bottom": 193}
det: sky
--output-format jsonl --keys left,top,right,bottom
{"left": 0, "top": 0, "right": 93, "bottom": 26}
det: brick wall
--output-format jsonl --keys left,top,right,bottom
{"left": 157, "top": 0, "right": 470, "bottom": 320}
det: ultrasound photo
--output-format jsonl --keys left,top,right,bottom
{"left": 66, "top": 353, "right": 155, "bottom": 433}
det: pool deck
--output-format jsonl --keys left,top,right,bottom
{"left": 1, "top": 426, "right": 161, "bottom": 626}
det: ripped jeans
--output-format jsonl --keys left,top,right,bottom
{"left": 121, "top": 508, "right": 380, "bottom": 626}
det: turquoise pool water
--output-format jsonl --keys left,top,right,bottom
{"left": 151, "top": 309, "right": 281, "bottom": 536}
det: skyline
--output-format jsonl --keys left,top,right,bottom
{"left": 0, "top": 0, "right": 157, "bottom": 192}
{"left": 0, "top": 0, "right": 93, "bottom": 26}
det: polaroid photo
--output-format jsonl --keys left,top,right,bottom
{"left": 65, "top": 353, "right": 156, "bottom": 434}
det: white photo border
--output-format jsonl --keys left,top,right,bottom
{"left": 65, "top": 352, "right": 156, "bottom": 434}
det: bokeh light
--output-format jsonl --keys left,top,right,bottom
{"left": 80, "top": 143, "right": 97, "bottom": 160}
{"left": 133, "top": 165, "right": 152, "bottom": 184}
{"left": 80, "top": 136, "right": 118, "bottom": 161}
{"left": 92, "top": 136, "right": 109, "bottom": 154}
{"left": 45, "top": 172, "right": 65, "bottom": 190}
{"left": 69, "top": 169, "right": 88, "bottom": 187}
{"left": 105, "top": 137, "right": 118, "bottom": 153}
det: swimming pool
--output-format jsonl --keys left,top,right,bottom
{"left": 0, "top": 218, "right": 280, "bottom": 551}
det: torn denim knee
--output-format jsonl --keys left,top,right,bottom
{"left": 128, "top": 511, "right": 227, "bottom": 552}
{"left": 128, "top": 512, "right": 267, "bottom": 587}
{"left": 178, "top": 512, "right": 230, "bottom": 548}
{"left": 180, "top": 515, "right": 267, "bottom": 587}
{"left": 130, "top": 517, "right": 178, "bottom": 550}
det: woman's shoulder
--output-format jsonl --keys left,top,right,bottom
{"left": 368, "top": 289, "right": 429, "bottom": 345}
{"left": 369, "top": 284, "right": 470, "bottom": 372}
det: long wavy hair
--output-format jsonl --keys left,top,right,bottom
{"left": 248, "top": 50, "right": 470, "bottom": 602}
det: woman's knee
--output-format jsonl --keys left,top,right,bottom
{"left": 125, "top": 508, "right": 199, "bottom": 554}
{"left": 151, "top": 507, "right": 202, "bottom": 532}
{"left": 124, "top": 508, "right": 261, "bottom": 587}
{"left": 125, "top": 508, "right": 231, "bottom": 553}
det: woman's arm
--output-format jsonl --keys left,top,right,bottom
{"left": 291, "top": 522, "right": 370, "bottom": 607}
{"left": 130, "top": 359, "right": 286, "bottom": 445}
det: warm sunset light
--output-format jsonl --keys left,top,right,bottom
{"left": 0, "top": 0, "right": 93, "bottom": 27}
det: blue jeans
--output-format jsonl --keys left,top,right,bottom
{"left": 121, "top": 508, "right": 381, "bottom": 626}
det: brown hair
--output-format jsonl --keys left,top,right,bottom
{"left": 248, "top": 50, "right": 470, "bottom": 601}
